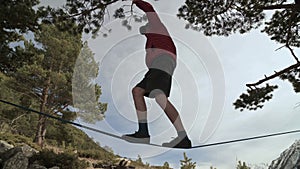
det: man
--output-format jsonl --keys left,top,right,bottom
{"left": 122, "top": 0, "right": 192, "bottom": 148}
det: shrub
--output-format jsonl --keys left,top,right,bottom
{"left": 0, "top": 132, "right": 40, "bottom": 151}
{"left": 30, "top": 150, "right": 89, "bottom": 169}
{"left": 78, "top": 149, "right": 114, "bottom": 161}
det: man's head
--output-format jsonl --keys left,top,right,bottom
{"left": 139, "top": 23, "right": 149, "bottom": 35}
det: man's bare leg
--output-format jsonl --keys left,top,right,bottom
{"left": 122, "top": 87, "right": 150, "bottom": 144}
{"left": 155, "top": 93, "right": 191, "bottom": 148}
{"left": 132, "top": 87, "right": 149, "bottom": 136}
{"left": 155, "top": 93, "right": 186, "bottom": 135}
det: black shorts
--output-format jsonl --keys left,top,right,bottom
{"left": 136, "top": 68, "right": 172, "bottom": 98}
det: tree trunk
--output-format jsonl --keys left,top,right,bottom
{"left": 35, "top": 115, "right": 47, "bottom": 147}
{"left": 34, "top": 76, "right": 51, "bottom": 147}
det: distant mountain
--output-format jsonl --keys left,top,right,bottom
{"left": 269, "top": 140, "right": 300, "bottom": 169}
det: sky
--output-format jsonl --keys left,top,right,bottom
{"left": 41, "top": 0, "right": 300, "bottom": 168}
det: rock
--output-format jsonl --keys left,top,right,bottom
{"left": 0, "top": 143, "right": 39, "bottom": 169}
{"left": 0, "top": 140, "right": 14, "bottom": 167}
{"left": 117, "top": 157, "right": 131, "bottom": 167}
{"left": 28, "top": 161, "right": 61, "bottom": 169}
{"left": 28, "top": 162, "right": 47, "bottom": 169}
{"left": 2, "top": 151, "right": 29, "bottom": 169}
{"left": 19, "top": 144, "right": 39, "bottom": 158}
{"left": 49, "top": 167, "right": 60, "bottom": 169}
{"left": 0, "top": 140, "right": 14, "bottom": 153}
{"left": 2, "top": 144, "right": 38, "bottom": 160}
{"left": 269, "top": 140, "right": 300, "bottom": 169}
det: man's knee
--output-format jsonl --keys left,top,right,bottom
{"left": 132, "top": 87, "right": 145, "bottom": 97}
{"left": 155, "top": 93, "right": 167, "bottom": 109}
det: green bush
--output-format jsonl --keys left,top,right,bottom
{"left": 30, "top": 150, "right": 89, "bottom": 169}
{"left": 0, "top": 132, "right": 40, "bottom": 151}
{"left": 78, "top": 149, "right": 114, "bottom": 161}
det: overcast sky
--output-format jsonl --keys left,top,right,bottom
{"left": 42, "top": 0, "right": 300, "bottom": 168}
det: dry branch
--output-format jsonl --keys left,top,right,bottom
{"left": 246, "top": 62, "right": 300, "bottom": 87}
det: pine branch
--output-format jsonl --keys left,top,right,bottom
{"left": 10, "top": 113, "right": 28, "bottom": 126}
{"left": 67, "top": 0, "right": 119, "bottom": 18}
{"left": 286, "top": 45, "right": 300, "bottom": 63}
{"left": 246, "top": 62, "right": 300, "bottom": 87}
{"left": 284, "top": 7, "right": 300, "bottom": 63}
{"left": 260, "top": 3, "right": 299, "bottom": 10}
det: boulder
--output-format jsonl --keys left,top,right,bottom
{"left": 0, "top": 140, "right": 14, "bottom": 166}
{"left": 2, "top": 144, "right": 38, "bottom": 160}
{"left": 0, "top": 140, "right": 14, "bottom": 153}
{"left": 28, "top": 163, "right": 47, "bottom": 169}
{"left": 0, "top": 143, "right": 39, "bottom": 169}
{"left": 24, "top": 161, "right": 60, "bottom": 169}
{"left": 49, "top": 167, "right": 60, "bottom": 169}
{"left": 20, "top": 144, "right": 39, "bottom": 157}
{"left": 2, "top": 151, "right": 29, "bottom": 169}
{"left": 269, "top": 140, "right": 300, "bottom": 169}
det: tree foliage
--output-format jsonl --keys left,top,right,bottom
{"left": 177, "top": 0, "right": 300, "bottom": 111}
{"left": 72, "top": 42, "right": 107, "bottom": 123}
{"left": 178, "top": 0, "right": 265, "bottom": 36}
{"left": 280, "top": 67, "right": 300, "bottom": 93}
{"left": 9, "top": 24, "right": 83, "bottom": 146}
{"left": 0, "top": 0, "right": 39, "bottom": 74}
{"left": 237, "top": 161, "right": 251, "bottom": 169}
{"left": 262, "top": 5, "right": 300, "bottom": 47}
{"left": 162, "top": 162, "right": 171, "bottom": 169}
{"left": 12, "top": 23, "right": 82, "bottom": 111}
{"left": 180, "top": 152, "right": 196, "bottom": 169}
{"left": 37, "top": 0, "right": 121, "bottom": 37}
{"left": 1, "top": 23, "right": 107, "bottom": 146}
{"left": 178, "top": 0, "right": 300, "bottom": 47}
{"left": 233, "top": 84, "right": 278, "bottom": 111}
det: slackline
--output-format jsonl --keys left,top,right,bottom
{"left": 1, "top": 99, "right": 300, "bottom": 149}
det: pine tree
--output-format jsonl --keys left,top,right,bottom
{"left": 72, "top": 42, "right": 107, "bottom": 123}
{"left": 237, "top": 161, "right": 251, "bottom": 169}
{"left": 180, "top": 152, "right": 196, "bottom": 169}
{"left": 9, "top": 24, "right": 106, "bottom": 147}
{"left": 162, "top": 162, "right": 170, "bottom": 169}
{"left": 136, "top": 155, "right": 143, "bottom": 165}
{"left": 0, "top": 0, "right": 39, "bottom": 74}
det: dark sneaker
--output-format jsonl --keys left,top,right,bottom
{"left": 162, "top": 136, "right": 192, "bottom": 149}
{"left": 122, "top": 131, "right": 150, "bottom": 144}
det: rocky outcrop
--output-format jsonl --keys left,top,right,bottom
{"left": 0, "top": 140, "right": 135, "bottom": 169}
{"left": 0, "top": 140, "right": 14, "bottom": 154}
{"left": 0, "top": 141, "right": 59, "bottom": 169}
{"left": 269, "top": 140, "right": 300, "bottom": 169}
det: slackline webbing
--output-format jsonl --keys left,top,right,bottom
{"left": 1, "top": 99, "right": 300, "bottom": 149}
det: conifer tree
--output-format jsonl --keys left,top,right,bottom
{"left": 162, "top": 162, "right": 170, "bottom": 169}
{"left": 9, "top": 24, "right": 106, "bottom": 146}
{"left": 180, "top": 152, "right": 196, "bottom": 169}
{"left": 237, "top": 161, "right": 251, "bottom": 169}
